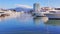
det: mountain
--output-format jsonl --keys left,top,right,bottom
{"left": 9, "top": 7, "right": 33, "bottom": 12}
{"left": 9, "top": 4, "right": 33, "bottom": 12}
{"left": 14, "top": 7, "right": 32, "bottom": 12}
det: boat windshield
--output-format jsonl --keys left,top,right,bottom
{"left": 49, "top": 11, "right": 56, "bottom": 13}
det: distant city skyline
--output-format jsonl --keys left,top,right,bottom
{"left": 0, "top": 0, "right": 60, "bottom": 9}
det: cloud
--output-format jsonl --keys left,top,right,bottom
{"left": 15, "top": 4, "right": 33, "bottom": 8}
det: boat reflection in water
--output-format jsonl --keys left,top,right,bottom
{"left": 33, "top": 16, "right": 60, "bottom": 34}
{"left": 33, "top": 17, "right": 48, "bottom": 26}
{"left": 45, "top": 20, "right": 60, "bottom": 25}
{"left": 0, "top": 13, "right": 60, "bottom": 34}
{"left": 44, "top": 20, "right": 60, "bottom": 34}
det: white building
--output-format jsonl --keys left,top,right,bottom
{"left": 33, "top": 3, "right": 40, "bottom": 12}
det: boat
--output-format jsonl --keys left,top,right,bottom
{"left": 32, "top": 10, "right": 49, "bottom": 18}
{"left": 45, "top": 10, "right": 60, "bottom": 20}
{"left": 0, "top": 10, "right": 11, "bottom": 16}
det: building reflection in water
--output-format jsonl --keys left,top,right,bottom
{"left": 16, "top": 13, "right": 34, "bottom": 23}
{"left": 33, "top": 17, "right": 48, "bottom": 26}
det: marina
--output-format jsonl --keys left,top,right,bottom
{"left": 33, "top": 9, "right": 60, "bottom": 19}
{"left": 0, "top": 0, "right": 60, "bottom": 34}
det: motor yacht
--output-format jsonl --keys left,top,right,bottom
{"left": 45, "top": 10, "right": 60, "bottom": 19}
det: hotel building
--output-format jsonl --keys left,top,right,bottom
{"left": 33, "top": 3, "right": 40, "bottom": 13}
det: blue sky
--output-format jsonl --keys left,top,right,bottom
{"left": 0, "top": 0, "right": 60, "bottom": 9}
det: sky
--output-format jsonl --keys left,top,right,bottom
{"left": 0, "top": 0, "right": 60, "bottom": 9}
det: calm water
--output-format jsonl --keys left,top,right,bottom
{"left": 0, "top": 14, "right": 60, "bottom": 34}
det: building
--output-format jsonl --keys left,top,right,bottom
{"left": 33, "top": 3, "right": 40, "bottom": 12}
{"left": 41, "top": 7, "right": 54, "bottom": 11}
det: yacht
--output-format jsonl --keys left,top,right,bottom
{"left": 0, "top": 10, "right": 12, "bottom": 16}
{"left": 45, "top": 10, "right": 60, "bottom": 19}
{"left": 32, "top": 9, "right": 60, "bottom": 19}
{"left": 32, "top": 10, "right": 49, "bottom": 18}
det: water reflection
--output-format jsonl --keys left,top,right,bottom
{"left": 45, "top": 20, "right": 60, "bottom": 26}
{"left": 33, "top": 17, "right": 60, "bottom": 33}
{"left": 0, "top": 13, "right": 30, "bottom": 22}
{"left": 33, "top": 17, "right": 48, "bottom": 26}
{"left": 16, "top": 13, "right": 33, "bottom": 23}
{"left": 0, "top": 13, "right": 60, "bottom": 33}
{"left": 0, "top": 13, "right": 20, "bottom": 22}
{"left": 44, "top": 20, "right": 60, "bottom": 33}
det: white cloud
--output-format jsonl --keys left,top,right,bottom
{"left": 15, "top": 4, "right": 33, "bottom": 8}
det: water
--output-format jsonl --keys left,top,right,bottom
{"left": 0, "top": 13, "right": 60, "bottom": 34}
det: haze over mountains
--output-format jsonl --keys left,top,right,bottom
{"left": 9, "top": 4, "right": 33, "bottom": 12}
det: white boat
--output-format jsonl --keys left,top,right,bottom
{"left": 45, "top": 10, "right": 60, "bottom": 19}
{"left": 32, "top": 12, "right": 45, "bottom": 16}
{"left": 32, "top": 10, "right": 49, "bottom": 18}
{"left": 0, "top": 10, "right": 12, "bottom": 16}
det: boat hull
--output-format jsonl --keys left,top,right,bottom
{"left": 45, "top": 14, "right": 60, "bottom": 20}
